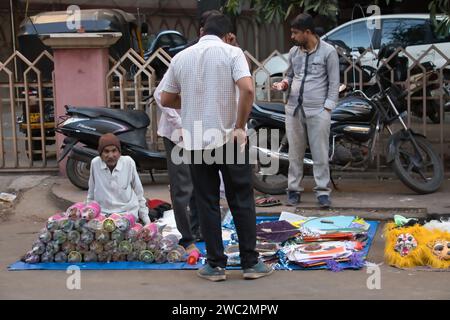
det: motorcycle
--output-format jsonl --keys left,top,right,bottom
{"left": 56, "top": 105, "right": 167, "bottom": 190}
{"left": 248, "top": 47, "right": 444, "bottom": 195}
{"left": 334, "top": 43, "right": 446, "bottom": 123}
{"left": 374, "top": 46, "right": 444, "bottom": 124}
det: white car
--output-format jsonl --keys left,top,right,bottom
{"left": 255, "top": 14, "right": 450, "bottom": 100}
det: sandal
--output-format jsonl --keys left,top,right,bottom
{"left": 255, "top": 195, "right": 281, "bottom": 207}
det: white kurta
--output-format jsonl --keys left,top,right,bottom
{"left": 87, "top": 155, "right": 150, "bottom": 225}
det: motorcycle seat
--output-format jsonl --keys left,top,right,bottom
{"left": 66, "top": 106, "right": 150, "bottom": 129}
{"left": 255, "top": 101, "right": 285, "bottom": 114}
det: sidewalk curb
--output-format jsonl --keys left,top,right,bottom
{"left": 49, "top": 184, "right": 74, "bottom": 212}
{"left": 49, "top": 182, "right": 430, "bottom": 221}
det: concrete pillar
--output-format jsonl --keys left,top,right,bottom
{"left": 40, "top": 33, "right": 121, "bottom": 175}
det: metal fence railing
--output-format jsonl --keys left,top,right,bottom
{"left": 0, "top": 50, "right": 57, "bottom": 172}
{"left": 1, "top": 45, "right": 449, "bottom": 175}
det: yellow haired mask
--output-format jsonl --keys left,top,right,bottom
{"left": 384, "top": 222, "right": 427, "bottom": 268}
{"left": 423, "top": 229, "right": 450, "bottom": 269}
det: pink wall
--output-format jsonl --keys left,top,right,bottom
{"left": 54, "top": 48, "right": 109, "bottom": 175}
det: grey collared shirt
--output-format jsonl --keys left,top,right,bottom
{"left": 284, "top": 39, "right": 340, "bottom": 117}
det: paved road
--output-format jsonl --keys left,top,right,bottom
{"left": 0, "top": 176, "right": 449, "bottom": 300}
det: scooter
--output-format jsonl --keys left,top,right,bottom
{"left": 56, "top": 105, "right": 167, "bottom": 190}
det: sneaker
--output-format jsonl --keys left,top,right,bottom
{"left": 286, "top": 191, "right": 301, "bottom": 206}
{"left": 243, "top": 261, "right": 274, "bottom": 280}
{"left": 197, "top": 264, "right": 226, "bottom": 282}
{"left": 317, "top": 195, "right": 331, "bottom": 208}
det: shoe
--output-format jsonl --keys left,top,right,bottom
{"left": 317, "top": 195, "right": 331, "bottom": 208}
{"left": 197, "top": 264, "right": 226, "bottom": 282}
{"left": 286, "top": 191, "right": 301, "bottom": 206}
{"left": 243, "top": 261, "right": 274, "bottom": 280}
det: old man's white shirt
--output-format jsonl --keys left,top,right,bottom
{"left": 87, "top": 155, "right": 150, "bottom": 224}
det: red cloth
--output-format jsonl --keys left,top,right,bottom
{"left": 146, "top": 199, "right": 170, "bottom": 209}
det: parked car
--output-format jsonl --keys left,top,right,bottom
{"left": 256, "top": 14, "right": 450, "bottom": 100}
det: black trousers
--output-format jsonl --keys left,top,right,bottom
{"left": 164, "top": 138, "right": 200, "bottom": 248}
{"left": 188, "top": 142, "right": 258, "bottom": 269}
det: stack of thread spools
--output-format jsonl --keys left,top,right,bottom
{"left": 22, "top": 202, "right": 190, "bottom": 264}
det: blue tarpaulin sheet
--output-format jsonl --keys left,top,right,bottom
{"left": 8, "top": 216, "right": 378, "bottom": 271}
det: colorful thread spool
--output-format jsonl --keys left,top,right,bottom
{"left": 81, "top": 201, "right": 101, "bottom": 220}
{"left": 46, "top": 213, "right": 65, "bottom": 231}
{"left": 84, "top": 252, "right": 98, "bottom": 262}
{"left": 89, "top": 241, "right": 104, "bottom": 255}
{"left": 80, "top": 230, "right": 94, "bottom": 245}
{"left": 38, "top": 229, "right": 52, "bottom": 243}
{"left": 138, "top": 223, "right": 158, "bottom": 242}
{"left": 160, "top": 234, "right": 179, "bottom": 251}
{"left": 40, "top": 252, "right": 54, "bottom": 263}
{"left": 67, "top": 230, "right": 81, "bottom": 244}
{"left": 126, "top": 223, "right": 143, "bottom": 242}
{"left": 65, "top": 202, "right": 85, "bottom": 220}
{"left": 53, "top": 230, "right": 67, "bottom": 245}
{"left": 118, "top": 241, "right": 133, "bottom": 255}
{"left": 24, "top": 251, "right": 40, "bottom": 264}
{"left": 139, "top": 250, "right": 155, "bottom": 263}
{"left": 67, "top": 251, "right": 82, "bottom": 263}
{"left": 95, "top": 230, "right": 110, "bottom": 244}
{"left": 167, "top": 245, "right": 187, "bottom": 263}
{"left": 76, "top": 242, "right": 90, "bottom": 254}
{"left": 86, "top": 215, "right": 106, "bottom": 232}
{"left": 115, "top": 213, "right": 136, "bottom": 232}
{"left": 97, "top": 251, "right": 112, "bottom": 263}
{"left": 54, "top": 252, "right": 68, "bottom": 263}
{"left": 61, "top": 242, "right": 76, "bottom": 255}
{"left": 45, "top": 242, "right": 60, "bottom": 255}
{"left": 127, "top": 251, "right": 139, "bottom": 262}
{"left": 31, "top": 241, "right": 46, "bottom": 255}
{"left": 74, "top": 218, "right": 88, "bottom": 232}
{"left": 59, "top": 218, "right": 74, "bottom": 233}
{"left": 154, "top": 250, "right": 168, "bottom": 264}
{"left": 104, "top": 240, "right": 118, "bottom": 252}
{"left": 103, "top": 218, "right": 117, "bottom": 233}
{"left": 133, "top": 240, "right": 147, "bottom": 252}
{"left": 111, "top": 229, "right": 125, "bottom": 242}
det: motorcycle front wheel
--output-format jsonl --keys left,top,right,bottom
{"left": 66, "top": 158, "right": 90, "bottom": 190}
{"left": 392, "top": 136, "right": 443, "bottom": 194}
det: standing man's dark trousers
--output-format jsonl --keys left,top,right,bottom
{"left": 188, "top": 142, "right": 259, "bottom": 269}
{"left": 163, "top": 137, "right": 200, "bottom": 248}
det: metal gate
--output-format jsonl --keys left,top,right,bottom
{"left": 0, "top": 50, "right": 57, "bottom": 172}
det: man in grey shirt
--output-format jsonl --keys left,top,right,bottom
{"left": 273, "top": 13, "right": 339, "bottom": 208}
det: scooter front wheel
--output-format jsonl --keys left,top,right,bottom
{"left": 66, "top": 157, "right": 90, "bottom": 190}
